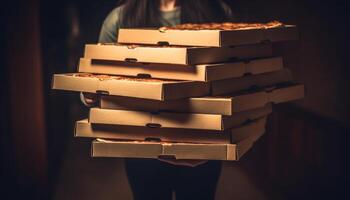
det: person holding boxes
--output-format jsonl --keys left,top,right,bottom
{"left": 82, "top": 0, "right": 234, "bottom": 200}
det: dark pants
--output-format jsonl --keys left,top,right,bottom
{"left": 125, "top": 158, "right": 222, "bottom": 200}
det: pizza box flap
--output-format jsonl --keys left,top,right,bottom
{"left": 117, "top": 25, "right": 298, "bottom": 47}
{"left": 52, "top": 73, "right": 210, "bottom": 101}
{"left": 100, "top": 83, "right": 304, "bottom": 115}
{"left": 75, "top": 117, "right": 267, "bottom": 144}
{"left": 78, "top": 57, "right": 283, "bottom": 82}
{"left": 91, "top": 121, "right": 266, "bottom": 161}
{"left": 211, "top": 68, "right": 293, "bottom": 95}
{"left": 88, "top": 105, "right": 271, "bottom": 131}
{"left": 83, "top": 44, "right": 273, "bottom": 65}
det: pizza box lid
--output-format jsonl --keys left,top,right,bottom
{"left": 51, "top": 73, "right": 210, "bottom": 101}
{"left": 78, "top": 57, "right": 283, "bottom": 82}
{"left": 211, "top": 68, "right": 293, "bottom": 95}
{"left": 88, "top": 105, "right": 272, "bottom": 131}
{"left": 75, "top": 117, "right": 267, "bottom": 144}
{"left": 117, "top": 25, "right": 298, "bottom": 47}
{"left": 91, "top": 118, "right": 266, "bottom": 161}
{"left": 83, "top": 43, "right": 273, "bottom": 65}
{"left": 100, "top": 83, "right": 304, "bottom": 115}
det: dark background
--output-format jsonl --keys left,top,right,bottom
{"left": 1, "top": 0, "right": 349, "bottom": 199}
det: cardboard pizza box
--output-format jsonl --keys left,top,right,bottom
{"left": 78, "top": 57, "right": 283, "bottom": 82}
{"left": 88, "top": 105, "right": 272, "bottom": 131}
{"left": 91, "top": 118, "right": 266, "bottom": 161}
{"left": 117, "top": 25, "right": 298, "bottom": 47}
{"left": 75, "top": 117, "right": 267, "bottom": 144}
{"left": 51, "top": 73, "right": 210, "bottom": 101}
{"left": 83, "top": 43, "right": 273, "bottom": 65}
{"left": 100, "top": 83, "right": 304, "bottom": 115}
{"left": 211, "top": 68, "right": 293, "bottom": 95}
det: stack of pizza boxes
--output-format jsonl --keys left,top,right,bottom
{"left": 52, "top": 23, "right": 304, "bottom": 161}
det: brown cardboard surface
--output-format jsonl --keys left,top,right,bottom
{"left": 75, "top": 117, "right": 267, "bottom": 144}
{"left": 78, "top": 57, "right": 283, "bottom": 82}
{"left": 211, "top": 68, "right": 293, "bottom": 95}
{"left": 75, "top": 119, "right": 230, "bottom": 144}
{"left": 100, "top": 83, "right": 304, "bottom": 115}
{"left": 89, "top": 105, "right": 272, "bottom": 131}
{"left": 91, "top": 118, "right": 267, "bottom": 161}
{"left": 117, "top": 25, "right": 298, "bottom": 47}
{"left": 83, "top": 44, "right": 273, "bottom": 65}
{"left": 92, "top": 139, "right": 235, "bottom": 160}
{"left": 51, "top": 73, "right": 210, "bottom": 100}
